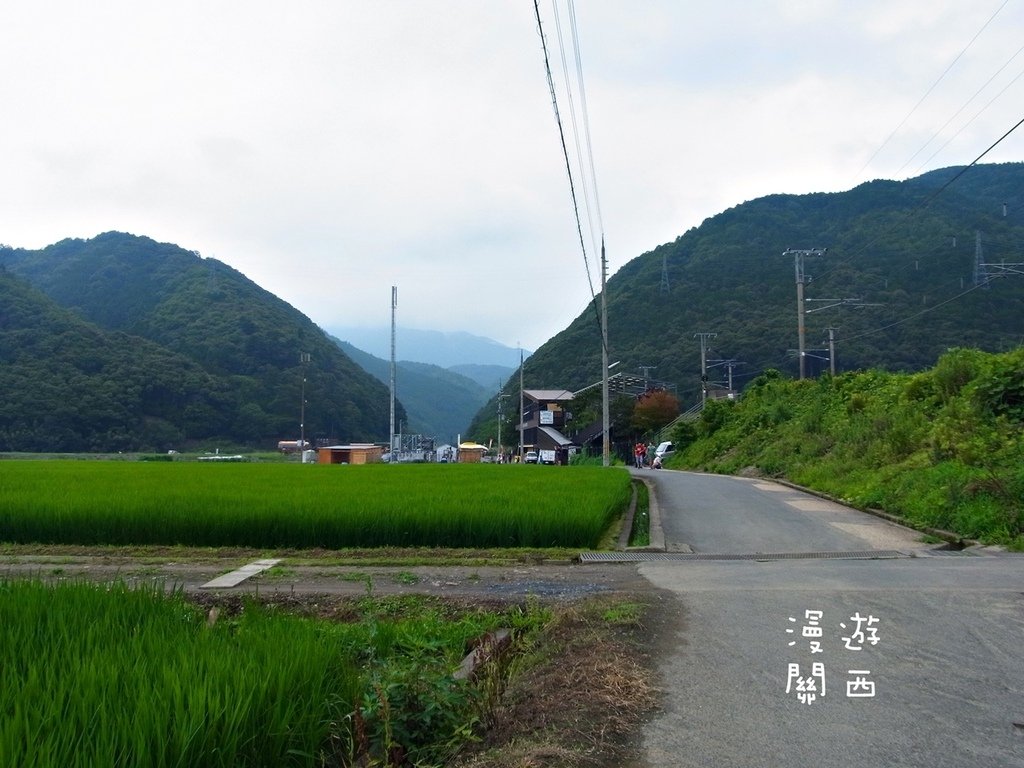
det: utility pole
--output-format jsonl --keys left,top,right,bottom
{"left": 518, "top": 346, "right": 524, "bottom": 460}
{"left": 299, "top": 351, "right": 311, "bottom": 460}
{"left": 805, "top": 298, "right": 880, "bottom": 376}
{"left": 639, "top": 365, "right": 656, "bottom": 390}
{"left": 714, "top": 359, "right": 742, "bottom": 393}
{"left": 694, "top": 332, "right": 716, "bottom": 404}
{"left": 497, "top": 388, "right": 509, "bottom": 461}
{"left": 784, "top": 248, "right": 827, "bottom": 379}
{"left": 826, "top": 328, "right": 837, "bottom": 376}
{"left": 601, "top": 240, "right": 611, "bottom": 467}
{"left": 389, "top": 286, "right": 397, "bottom": 460}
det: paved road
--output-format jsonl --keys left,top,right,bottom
{"left": 632, "top": 469, "right": 1024, "bottom": 768}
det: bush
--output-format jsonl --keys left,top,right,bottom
{"left": 672, "top": 347, "right": 1024, "bottom": 547}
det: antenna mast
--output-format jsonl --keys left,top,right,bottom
{"left": 389, "top": 286, "right": 397, "bottom": 459}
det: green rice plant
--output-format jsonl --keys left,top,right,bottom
{"left": 0, "top": 580, "right": 363, "bottom": 767}
{"left": 0, "top": 581, "right": 535, "bottom": 768}
{"left": 0, "top": 463, "right": 631, "bottom": 550}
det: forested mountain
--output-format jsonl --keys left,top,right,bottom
{"left": 0, "top": 233, "right": 402, "bottom": 451}
{"left": 467, "top": 162, "right": 1024, "bottom": 439}
{"left": 0, "top": 269, "right": 227, "bottom": 451}
{"left": 332, "top": 340, "right": 490, "bottom": 442}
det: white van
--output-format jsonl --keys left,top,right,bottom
{"left": 655, "top": 441, "right": 674, "bottom": 459}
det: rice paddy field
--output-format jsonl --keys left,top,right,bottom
{"left": 0, "top": 580, "right": 539, "bottom": 768}
{"left": 0, "top": 461, "right": 631, "bottom": 549}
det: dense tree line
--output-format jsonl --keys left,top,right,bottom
{"left": 469, "top": 162, "right": 1024, "bottom": 436}
{"left": 0, "top": 234, "right": 402, "bottom": 452}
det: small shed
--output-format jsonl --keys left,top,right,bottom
{"left": 457, "top": 442, "right": 488, "bottom": 463}
{"left": 317, "top": 444, "right": 384, "bottom": 465}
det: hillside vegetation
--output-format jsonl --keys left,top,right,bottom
{"left": 482, "top": 164, "right": 1024, "bottom": 412}
{"left": 0, "top": 233, "right": 402, "bottom": 452}
{"left": 469, "top": 162, "right": 1024, "bottom": 449}
{"left": 668, "top": 347, "right": 1024, "bottom": 548}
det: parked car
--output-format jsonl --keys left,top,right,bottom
{"left": 524, "top": 450, "right": 539, "bottom": 463}
{"left": 655, "top": 441, "right": 674, "bottom": 460}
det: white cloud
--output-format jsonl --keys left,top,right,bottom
{"left": 1, "top": 1, "right": 1022, "bottom": 350}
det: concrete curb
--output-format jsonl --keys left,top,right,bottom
{"left": 623, "top": 470, "right": 666, "bottom": 552}
{"left": 768, "top": 477, "right": 979, "bottom": 548}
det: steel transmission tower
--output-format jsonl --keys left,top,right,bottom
{"left": 974, "top": 231, "right": 991, "bottom": 288}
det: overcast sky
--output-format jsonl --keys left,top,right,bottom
{"left": 2, "top": 1, "right": 1022, "bottom": 350}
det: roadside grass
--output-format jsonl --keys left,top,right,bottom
{"left": 669, "top": 349, "right": 1024, "bottom": 548}
{"left": 449, "top": 595, "right": 658, "bottom": 768}
{"left": 0, "top": 462, "right": 631, "bottom": 550}
{"left": 628, "top": 481, "right": 651, "bottom": 547}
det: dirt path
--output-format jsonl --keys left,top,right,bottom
{"left": 0, "top": 555, "right": 654, "bottom": 600}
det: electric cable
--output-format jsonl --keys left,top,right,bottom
{"left": 853, "top": 0, "right": 1011, "bottom": 181}
{"left": 897, "top": 42, "right": 1024, "bottom": 175}
{"left": 533, "top": 0, "right": 609, "bottom": 356}
{"left": 533, "top": 0, "right": 597, "bottom": 305}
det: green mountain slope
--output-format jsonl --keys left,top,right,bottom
{"left": 467, "top": 162, "right": 1024, "bottom": 440}
{"left": 536, "top": 165, "right": 1022, "bottom": 395}
{"left": 0, "top": 232, "right": 403, "bottom": 450}
{"left": 0, "top": 269, "right": 230, "bottom": 451}
{"left": 331, "top": 340, "right": 490, "bottom": 442}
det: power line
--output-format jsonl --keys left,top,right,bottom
{"left": 567, "top": 0, "right": 604, "bottom": 242}
{"left": 532, "top": 0, "right": 597, "bottom": 306}
{"left": 839, "top": 282, "right": 989, "bottom": 344}
{"left": 897, "top": 41, "right": 1024, "bottom": 176}
{"left": 551, "top": 1, "right": 598, "bottom": 257}
{"left": 853, "top": 0, "right": 1012, "bottom": 181}
{"left": 913, "top": 63, "right": 1024, "bottom": 174}
{"left": 814, "top": 112, "right": 1024, "bottom": 290}
{"left": 918, "top": 114, "right": 1024, "bottom": 208}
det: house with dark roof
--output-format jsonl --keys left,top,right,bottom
{"left": 517, "top": 389, "right": 579, "bottom": 464}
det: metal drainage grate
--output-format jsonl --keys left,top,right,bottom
{"left": 579, "top": 550, "right": 909, "bottom": 564}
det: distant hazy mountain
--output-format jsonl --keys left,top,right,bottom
{"left": 328, "top": 326, "right": 530, "bottom": 369}
{"left": 332, "top": 339, "right": 490, "bottom": 441}
{"left": 448, "top": 364, "right": 516, "bottom": 391}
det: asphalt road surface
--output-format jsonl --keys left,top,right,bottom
{"left": 631, "top": 469, "right": 1024, "bottom": 768}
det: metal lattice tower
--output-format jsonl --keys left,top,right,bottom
{"left": 660, "top": 253, "right": 670, "bottom": 292}
{"left": 973, "top": 231, "right": 991, "bottom": 288}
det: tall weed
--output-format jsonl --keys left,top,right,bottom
{"left": 670, "top": 347, "right": 1024, "bottom": 546}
